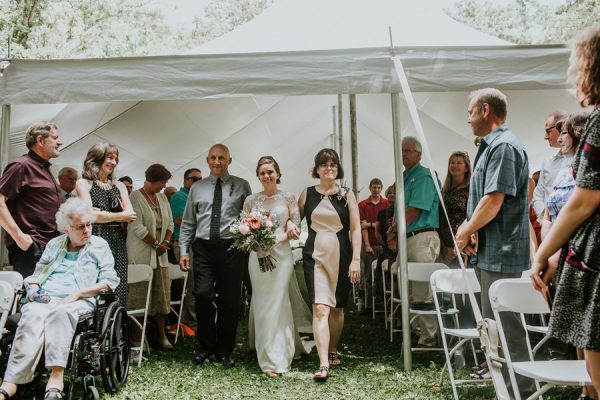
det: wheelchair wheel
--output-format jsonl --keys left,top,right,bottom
{"left": 86, "top": 385, "right": 100, "bottom": 400}
{"left": 100, "top": 303, "right": 130, "bottom": 394}
{"left": 0, "top": 332, "right": 14, "bottom": 378}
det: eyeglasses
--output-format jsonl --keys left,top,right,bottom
{"left": 319, "top": 163, "right": 338, "bottom": 169}
{"left": 186, "top": 176, "right": 202, "bottom": 182}
{"left": 402, "top": 149, "right": 420, "bottom": 153}
{"left": 544, "top": 125, "right": 556, "bottom": 134}
{"left": 71, "top": 222, "right": 92, "bottom": 231}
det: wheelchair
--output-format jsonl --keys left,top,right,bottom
{"left": 0, "top": 292, "right": 130, "bottom": 400}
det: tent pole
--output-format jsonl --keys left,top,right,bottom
{"left": 391, "top": 93, "right": 411, "bottom": 370}
{"left": 349, "top": 94, "right": 358, "bottom": 195}
{"left": 332, "top": 105, "right": 337, "bottom": 151}
{"left": 0, "top": 104, "right": 11, "bottom": 268}
{"left": 337, "top": 94, "right": 343, "bottom": 166}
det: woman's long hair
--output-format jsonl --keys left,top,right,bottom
{"left": 442, "top": 151, "right": 471, "bottom": 193}
{"left": 82, "top": 143, "right": 119, "bottom": 182}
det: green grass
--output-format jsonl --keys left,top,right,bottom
{"left": 103, "top": 267, "right": 581, "bottom": 399}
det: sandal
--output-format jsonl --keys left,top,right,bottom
{"left": 44, "top": 388, "right": 64, "bottom": 400}
{"left": 470, "top": 361, "right": 487, "bottom": 373}
{"left": 0, "top": 388, "right": 11, "bottom": 400}
{"left": 313, "top": 366, "right": 329, "bottom": 382}
{"left": 469, "top": 368, "right": 491, "bottom": 380}
{"left": 328, "top": 352, "right": 341, "bottom": 366}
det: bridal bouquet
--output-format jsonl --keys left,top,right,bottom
{"left": 229, "top": 207, "right": 278, "bottom": 272}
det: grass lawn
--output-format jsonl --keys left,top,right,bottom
{"left": 104, "top": 267, "right": 581, "bottom": 400}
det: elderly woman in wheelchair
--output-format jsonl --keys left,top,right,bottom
{"left": 0, "top": 198, "right": 119, "bottom": 400}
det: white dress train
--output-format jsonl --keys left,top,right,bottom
{"left": 246, "top": 191, "right": 313, "bottom": 373}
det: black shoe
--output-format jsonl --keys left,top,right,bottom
{"left": 220, "top": 355, "right": 235, "bottom": 367}
{"left": 193, "top": 352, "right": 213, "bottom": 365}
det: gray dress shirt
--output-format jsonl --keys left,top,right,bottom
{"left": 179, "top": 173, "right": 251, "bottom": 256}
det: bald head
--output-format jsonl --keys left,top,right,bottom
{"left": 206, "top": 144, "right": 232, "bottom": 177}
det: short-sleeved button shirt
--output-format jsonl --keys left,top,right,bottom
{"left": 403, "top": 163, "right": 440, "bottom": 234}
{"left": 0, "top": 151, "right": 61, "bottom": 247}
{"left": 467, "top": 124, "right": 530, "bottom": 273}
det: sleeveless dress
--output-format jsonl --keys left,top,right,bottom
{"left": 245, "top": 191, "right": 313, "bottom": 373}
{"left": 90, "top": 182, "right": 128, "bottom": 308}
{"left": 302, "top": 186, "right": 352, "bottom": 308}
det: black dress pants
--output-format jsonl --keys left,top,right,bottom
{"left": 192, "top": 238, "right": 246, "bottom": 357}
{"left": 8, "top": 241, "right": 44, "bottom": 278}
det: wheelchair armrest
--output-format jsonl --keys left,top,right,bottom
{"left": 95, "top": 291, "right": 115, "bottom": 306}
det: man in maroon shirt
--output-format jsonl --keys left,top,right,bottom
{"left": 357, "top": 178, "right": 388, "bottom": 312}
{"left": 0, "top": 122, "right": 62, "bottom": 277}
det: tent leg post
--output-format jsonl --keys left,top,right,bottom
{"left": 391, "top": 93, "right": 411, "bottom": 371}
{"left": 349, "top": 94, "right": 358, "bottom": 195}
{"left": 338, "top": 94, "right": 343, "bottom": 166}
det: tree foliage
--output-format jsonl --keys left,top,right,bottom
{"left": 0, "top": 0, "right": 271, "bottom": 59}
{"left": 446, "top": 0, "right": 600, "bottom": 44}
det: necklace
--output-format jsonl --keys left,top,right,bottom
{"left": 140, "top": 187, "right": 158, "bottom": 208}
{"left": 95, "top": 179, "right": 113, "bottom": 190}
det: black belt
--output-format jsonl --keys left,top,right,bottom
{"left": 407, "top": 227, "right": 436, "bottom": 238}
{"left": 198, "top": 238, "right": 234, "bottom": 247}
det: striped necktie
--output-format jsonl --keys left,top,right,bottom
{"left": 210, "top": 178, "right": 222, "bottom": 240}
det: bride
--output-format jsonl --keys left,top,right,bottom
{"left": 245, "top": 156, "right": 313, "bottom": 377}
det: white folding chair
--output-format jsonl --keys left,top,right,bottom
{"left": 406, "top": 262, "right": 450, "bottom": 352}
{"left": 0, "top": 270, "right": 24, "bottom": 314}
{"left": 127, "top": 264, "right": 153, "bottom": 367}
{"left": 431, "top": 268, "right": 490, "bottom": 399}
{"left": 489, "top": 278, "right": 591, "bottom": 400}
{"left": 371, "top": 259, "right": 385, "bottom": 320}
{"left": 389, "top": 261, "right": 401, "bottom": 342}
{"left": 168, "top": 263, "right": 188, "bottom": 344}
{"left": 0, "top": 281, "right": 15, "bottom": 342}
{"left": 380, "top": 259, "right": 389, "bottom": 329}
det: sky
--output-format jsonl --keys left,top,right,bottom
{"left": 152, "top": 0, "right": 569, "bottom": 29}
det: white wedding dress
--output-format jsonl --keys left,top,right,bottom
{"left": 245, "top": 191, "right": 314, "bottom": 373}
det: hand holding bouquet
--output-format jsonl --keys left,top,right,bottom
{"left": 229, "top": 207, "right": 278, "bottom": 272}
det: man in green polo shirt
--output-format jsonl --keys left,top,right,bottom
{"left": 402, "top": 136, "right": 440, "bottom": 348}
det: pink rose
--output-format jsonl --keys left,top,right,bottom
{"left": 239, "top": 224, "right": 250, "bottom": 235}
{"left": 249, "top": 217, "right": 261, "bottom": 230}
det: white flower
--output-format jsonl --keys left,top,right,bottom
{"left": 239, "top": 224, "right": 250, "bottom": 235}
{"left": 265, "top": 219, "right": 273, "bottom": 228}
{"left": 229, "top": 225, "right": 239, "bottom": 233}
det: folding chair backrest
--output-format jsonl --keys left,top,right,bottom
{"left": 407, "top": 262, "right": 448, "bottom": 283}
{"left": 0, "top": 281, "right": 14, "bottom": 313}
{"left": 489, "top": 278, "right": 550, "bottom": 315}
{"left": 520, "top": 269, "right": 533, "bottom": 278}
{"left": 0, "top": 271, "right": 23, "bottom": 292}
{"left": 168, "top": 264, "right": 186, "bottom": 281}
{"left": 430, "top": 268, "right": 480, "bottom": 295}
{"left": 128, "top": 264, "right": 153, "bottom": 285}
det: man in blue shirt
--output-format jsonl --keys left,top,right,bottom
{"left": 170, "top": 168, "right": 202, "bottom": 326}
{"left": 456, "top": 88, "right": 534, "bottom": 397}
{"left": 402, "top": 136, "right": 440, "bottom": 348}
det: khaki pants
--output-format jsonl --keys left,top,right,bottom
{"left": 406, "top": 230, "right": 440, "bottom": 346}
{"left": 174, "top": 241, "right": 196, "bottom": 325}
{"left": 4, "top": 299, "right": 93, "bottom": 384}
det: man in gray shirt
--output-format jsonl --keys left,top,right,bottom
{"left": 532, "top": 111, "right": 568, "bottom": 220}
{"left": 179, "top": 144, "right": 251, "bottom": 367}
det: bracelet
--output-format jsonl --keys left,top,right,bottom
{"left": 162, "top": 239, "right": 170, "bottom": 244}
{"left": 152, "top": 240, "right": 160, "bottom": 249}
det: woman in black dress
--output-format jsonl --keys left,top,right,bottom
{"left": 298, "top": 148, "right": 361, "bottom": 381}
{"left": 532, "top": 25, "right": 600, "bottom": 394}
{"left": 438, "top": 151, "right": 471, "bottom": 268}
{"left": 76, "top": 143, "right": 136, "bottom": 308}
